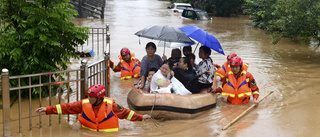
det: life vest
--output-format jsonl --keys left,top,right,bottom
{"left": 215, "top": 62, "right": 249, "bottom": 81}
{"left": 215, "top": 61, "right": 229, "bottom": 80}
{"left": 221, "top": 69, "right": 252, "bottom": 104}
{"left": 118, "top": 53, "right": 140, "bottom": 80}
{"left": 243, "top": 62, "right": 249, "bottom": 72}
{"left": 78, "top": 98, "right": 119, "bottom": 132}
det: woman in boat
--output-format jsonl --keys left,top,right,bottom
{"left": 196, "top": 46, "right": 216, "bottom": 93}
{"left": 138, "top": 42, "right": 164, "bottom": 89}
{"left": 186, "top": 53, "right": 197, "bottom": 70}
{"left": 173, "top": 57, "right": 199, "bottom": 93}
{"left": 150, "top": 60, "right": 174, "bottom": 93}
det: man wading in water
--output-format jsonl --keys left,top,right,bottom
{"left": 35, "top": 84, "right": 151, "bottom": 132}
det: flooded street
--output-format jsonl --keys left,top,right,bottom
{"left": 3, "top": 0, "right": 320, "bottom": 136}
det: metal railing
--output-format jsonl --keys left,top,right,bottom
{"left": 77, "top": 25, "right": 110, "bottom": 55}
{"left": 70, "top": 0, "right": 105, "bottom": 19}
{"left": 1, "top": 25, "right": 111, "bottom": 137}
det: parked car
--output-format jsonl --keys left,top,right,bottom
{"left": 181, "top": 8, "right": 211, "bottom": 20}
{"left": 168, "top": 3, "right": 192, "bottom": 13}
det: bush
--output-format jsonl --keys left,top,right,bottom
{"left": 246, "top": 0, "right": 320, "bottom": 44}
{"left": 0, "top": 0, "right": 89, "bottom": 98}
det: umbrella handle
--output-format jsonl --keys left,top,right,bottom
{"left": 193, "top": 43, "right": 200, "bottom": 54}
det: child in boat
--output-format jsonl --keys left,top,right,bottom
{"left": 135, "top": 67, "right": 157, "bottom": 93}
{"left": 143, "top": 67, "right": 157, "bottom": 92}
{"left": 196, "top": 46, "right": 216, "bottom": 93}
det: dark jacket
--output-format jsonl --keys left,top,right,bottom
{"left": 173, "top": 68, "right": 200, "bottom": 94}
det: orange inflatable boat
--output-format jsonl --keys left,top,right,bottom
{"left": 127, "top": 87, "right": 217, "bottom": 120}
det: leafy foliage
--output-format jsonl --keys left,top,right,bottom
{"left": 0, "top": 0, "right": 89, "bottom": 98}
{"left": 245, "top": 0, "right": 320, "bottom": 44}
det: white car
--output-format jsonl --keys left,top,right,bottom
{"left": 168, "top": 3, "right": 192, "bottom": 13}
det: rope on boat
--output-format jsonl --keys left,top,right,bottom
{"left": 150, "top": 93, "right": 156, "bottom": 116}
{"left": 149, "top": 93, "right": 163, "bottom": 127}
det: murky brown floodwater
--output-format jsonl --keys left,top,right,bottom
{"left": 2, "top": 0, "right": 320, "bottom": 136}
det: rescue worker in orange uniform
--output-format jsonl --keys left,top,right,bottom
{"left": 35, "top": 84, "right": 151, "bottom": 132}
{"left": 212, "top": 53, "right": 249, "bottom": 91}
{"left": 213, "top": 57, "right": 259, "bottom": 105}
{"left": 109, "top": 47, "right": 141, "bottom": 80}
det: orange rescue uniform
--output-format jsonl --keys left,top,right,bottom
{"left": 215, "top": 61, "right": 249, "bottom": 81}
{"left": 215, "top": 71, "right": 259, "bottom": 104}
{"left": 46, "top": 97, "right": 143, "bottom": 132}
{"left": 109, "top": 53, "right": 141, "bottom": 80}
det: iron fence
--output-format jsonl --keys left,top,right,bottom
{"left": 1, "top": 25, "right": 111, "bottom": 137}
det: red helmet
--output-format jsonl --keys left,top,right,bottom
{"left": 120, "top": 47, "right": 130, "bottom": 56}
{"left": 227, "top": 53, "right": 237, "bottom": 60}
{"left": 87, "top": 84, "right": 106, "bottom": 98}
{"left": 230, "top": 57, "right": 243, "bottom": 66}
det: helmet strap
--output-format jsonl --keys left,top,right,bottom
{"left": 92, "top": 97, "right": 103, "bottom": 106}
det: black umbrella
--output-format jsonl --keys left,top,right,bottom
{"left": 134, "top": 25, "right": 193, "bottom": 54}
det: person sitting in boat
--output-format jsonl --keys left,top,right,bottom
{"left": 211, "top": 53, "right": 249, "bottom": 91}
{"left": 135, "top": 67, "right": 157, "bottom": 93}
{"left": 35, "top": 84, "right": 151, "bottom": 132}
{"left": 186, "top": 53, "right": 197, "bottom": 70}
{"left": 196, "top": 46, "right": 216, "bottom": 93}
{"left": 173, "top": 57, "right": 199, "bottom": 93}
{"left": 183, "top": 46, "right": 199, "bottom": 65}
{"left": 109, "top": 47, "right": 141, "bottom": 80}
{"left": 213, "top": 57, "right": 259, "bottom": 105}
{"left": 150, "top": 60, "right": 174, "bottom": 93}
{"left": 144, "top": 67, "right": 157, "bottom": 92}
{"left": 138, "top": 42, "right": 164, "bottom": 89}
{"left": 167, "top": 48, "right": 182, "bottom": 69}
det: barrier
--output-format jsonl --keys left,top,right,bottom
{"left": 1, "top": 25, "right": 111, "bottom": 137}
{"left": 70, "top": 0, "right": 105, "bottom": 19}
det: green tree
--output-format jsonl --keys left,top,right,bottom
{"left": 244, "top": 0, "right": 278, "bottom": 29}
{"left": 268, "top": 0, "right": 320, "bottom": 44}
{"left": 0, "top": 0, "right": 89, "bottom": 97}
{"left": 245, "top": 0, "right": 320, "bottom": 44}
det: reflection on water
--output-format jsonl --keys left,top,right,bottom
{"left": 4, "top": 0, "right": 320, "bottom": 136}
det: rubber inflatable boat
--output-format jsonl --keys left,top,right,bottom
{"left": 127, "top": 87, "right": 216, "bottom": 120}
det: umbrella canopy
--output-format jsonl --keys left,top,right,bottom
{"left": 179, "top": 26, "right": 225, "bottom": 55}
{"left": 135, "top": 25, "right": 193, "bottom": 43}
{"left": 158, "top": 39, "right": 195, "bottom": 48}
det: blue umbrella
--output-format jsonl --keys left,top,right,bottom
{"left": 179, "top": 26, "right": 225, "bottom": 55}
